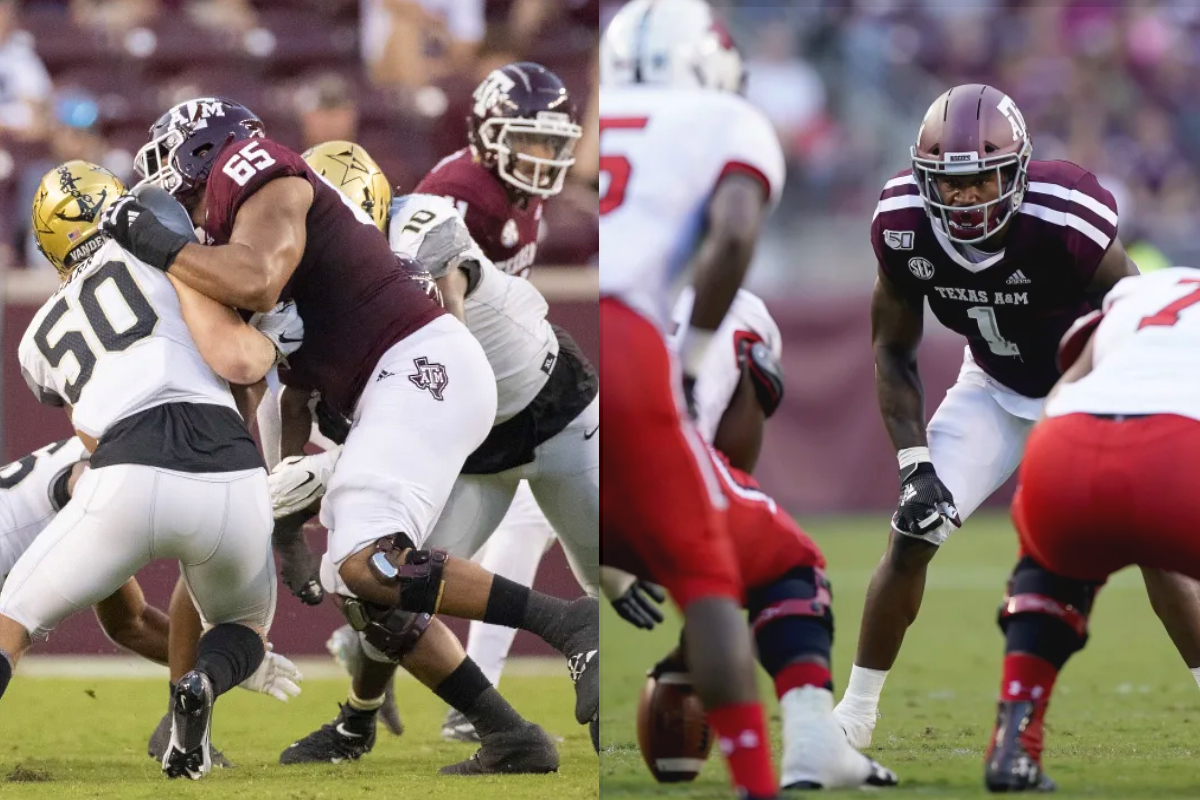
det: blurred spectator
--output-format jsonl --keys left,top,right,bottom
{"left": 362, "top": 0, "right": 484, "bottom": 90}
{"left": 187, "top": 0, "right": 258, "bottom": 35}
{"left": 0, "top": 0, "right": 51, "bottom": 142}
{"left": 17, "top": 88, "right": 133, "bottom": 270}
{"left": 743, "top": 23, "right": 826, "bottom": 169}
{"left": 296, "top": 73, "right": 359, "bottom": 150}
{"left": 70, "top": 0, "right": 159, "bottom": 39}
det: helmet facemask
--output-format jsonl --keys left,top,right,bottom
{"left": 134, "top": 125, "right": 190, "bottom": 197}
{"left": 911, "top": 142, "right": 1032, "bottom": 245}
{"left": 479, "top": 113, "right": 582, "bottom": 197}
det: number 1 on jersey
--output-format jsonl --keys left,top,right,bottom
{"left": 599, "top": 117, "right": 648, "bottom": 215}
{"left": 967, "top": 306, "right": 1020, "bottom": 357}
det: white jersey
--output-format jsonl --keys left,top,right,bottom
{"left": 599, "top": 86, "right": 786, "bottom": 329}
{"left": 18, "top": 240, "right": 237, "bottom": 439}
{"left": 1048, "top": 268, "right": 1200, "bottom": 421}
{"left": 669, "top": 288, "right": 782, "bottom": 444}
{"left": 389, "top": 193, "right": 557, "bottom": 423}
{"left": 0, "top": 437, "right": 88, "bottom": 590}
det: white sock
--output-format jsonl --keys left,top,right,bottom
{"left": 841, "top": 665, "right": 889, "bottom": 709}
{"left": 1190, "top": 666, "right": 1200, "bottom": 693}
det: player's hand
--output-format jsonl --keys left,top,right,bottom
{"left": 682, "top": 374, "right": 699, "bottom": 421}
{"left": 99, "top": 194, "right": 192, "bottom": 271}
{"left": 250, "top": 300, "right": 305, "bottom": 361}
{"left": 238, "top": 643, "right": 303, "bottom": 702}
{"left": 613, "top": 580, "right": 667, "bottom": 630}
{"left": 268, "top": 447, "right": 342, "bottom": 519}
{"left": 893, "top": 455, "right": 960, "bottom": 538}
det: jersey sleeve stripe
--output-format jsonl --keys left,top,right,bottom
{"left": 882, "top": 174, "right": 917, "bottom": 191}
{"left": 1019, "top": 202, "right": 1112, "bottom": 250}
{"left": 1026, "top": 182, "right": 1118, "bottom": 226}
{"left": 872, "top": 194, "right": 924, "bottom": 220}
{"left": 717, "top": 160, "right": 773, "bottom": 202}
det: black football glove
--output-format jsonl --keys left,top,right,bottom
{"left": 682, "top": 374, "right": 699, "bottom": 421}
{"left": 611, "top": 580, "right": 667, "bottom": 630}
{"left": 314, "top": 397, "right": 352, "bottom": 445}
{"left": 893, "top": 460, "right": 961, "bottom": 538}
{"left": 99, "top": 194, "right": 192, "bottom": 272}
{"left": 740, "top": 340, "right": 785, "bottom": 417}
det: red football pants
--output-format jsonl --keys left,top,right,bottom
{"left": 706, "top": 447, "right": 825, "bottom": 586}
{"left": 1013, "top": 412, "right": 1200, "bottom": 583}
{"left": 600, "top": 298, "right": 743, "bottom": 607}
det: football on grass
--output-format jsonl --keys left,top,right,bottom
{"left": 636, "top": 670, "right": 713, "bottom": 782}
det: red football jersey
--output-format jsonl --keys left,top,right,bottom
{"left": 414, "top": 148, "right": 542, "bottom": 277}
{"left": 871, "top": 160, "right": 1119, "bottom": 398}
{"left": 202, "top": 137, "right": 444, "bottom": 416}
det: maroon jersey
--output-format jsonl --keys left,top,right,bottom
{"left": 414, "top": 148, "right": 542, "bottom": 277}
{"left": 202, "top": 137, "right": 444, "bottom": 416}
{"left": 871, "top": 160, "right": 1119, "bottom": 398}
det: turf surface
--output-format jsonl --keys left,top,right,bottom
{"left": 0, "top": 663, "right": 597, "bottom": 799}
{"left": 600, "top": 512, "right": 1200, "bottom": 797}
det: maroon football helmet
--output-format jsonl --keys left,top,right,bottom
{"left": 134, "top": 98, "right": 265, "bottom": 207}
{"left": 911, "top": 84, "right": 1033, "bottom": 244}
{"left": 467, "top": 62, "right": 582, "bottom": 197}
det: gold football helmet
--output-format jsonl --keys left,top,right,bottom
{"left": 301, "top": 140, "right": 393, "bottom": 232}
{"left": 32, "top": 160, "right": 125, "bottom": 279}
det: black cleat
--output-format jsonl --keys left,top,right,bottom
{"left": 326, "top": 624, "right": 403, "bottom": 736}
{"left": 559, "top": 597, "right": 599, "bottom": 725}
{"left": 441, "top": 708, "right": 481, "bottom": 743}
{"left": 985, "top": 700, "right": 1056, "bottom": 793}
{"left": 148, "top": 709, "right": 233, "bottom": 768}
{"left": 439, "top": 722, "right": 560, "bottom": 775}
{"left": 279, "top": 704, "right": 377, "bottom": 765}
{"left": 161, "top": 671, "right": 215, "bottom": 780}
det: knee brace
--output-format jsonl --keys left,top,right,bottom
{"left": 746, "top": 566, "right": 833, "bottom": 675}
{"left": 343, "top": 600, "right": 433, "bottom": 663}
{"left": 367, "top": 533, "right": 449, "bottom": 614}
{"left": 998, "top": 556, "right": 1098, "bottom": 668}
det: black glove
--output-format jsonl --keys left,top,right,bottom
{"left": 99, "top": 194, "right": 192, "bottom": 271}
{"left": 272, "top": 509, "right": 325, "bottom": 605}
{"left": 682, "top": 374, "right": 698, "bottom": 421}
{"left": 611, "top": 580, "right": 667, "bottom": 630}
{"left": 893, "top": 460, "right": 961, "bottom": 538}
{"left": 314, "top": 397, "right": 352, "bottom": 445}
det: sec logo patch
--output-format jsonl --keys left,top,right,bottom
{"left": 908, "top": 257, "right": 935, "bottom": 280}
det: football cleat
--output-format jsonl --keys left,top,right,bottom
{"left": 439, "top": 722, "right": 559, "bottom": 775}
{"left": 161, "top": 671, "right": 215, "bottom": 780}
{"left": 279, "top": 704, "right": 377, "bottom": 765}
{"left": 782, "top": 686, "right": 899, "bottom": 790}
{"left": 558, "top": 596, "right": 600, "bottom": 726}
{"left": 147, "top": 709, "right": 233, "bottom": 768}
{"left": 441, "top": 708, "right": 481, "bottom": 743}
{"left": 832, "top": 697, "right": 880, "bottom": 749}
{"left": 985, "top": 700, "right": 1056, "bottom": 793}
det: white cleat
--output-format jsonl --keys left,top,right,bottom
{"left": 782, "top": 686, "right": 897, "bottom": 790}
{"left": 832, "top": 697, "right": 879, "bottom": 749}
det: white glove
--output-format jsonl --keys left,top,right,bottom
{"left": 238, "top": 643, "right": 303, "bottom": 702}
{"left": 268, "top": 446, "right": 342, "bottom": 519}
{"left": 250, "top": 300, "right": 304, "bottom": 360}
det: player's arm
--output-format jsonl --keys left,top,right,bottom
{"left": 436, "top": 265, "right": 470, "bottom": 322}
{"left": 169, "top": 177, "right": 314, "bottom": 312}
{"left": 872, "top": 267, "right": 926, "bottom": 451}
{"left": 1085, "top": 236, "right": 1139, "bottom": 306}
{"left": 712, "top": 369, "right": 766, "bottom": 473}
{"left": 680, "top": 173, "right": 770, "bottom": 409}
{"left": 279, "top": 385, "right": 315, "bottom": 459}
{"left": 872, "top": 266, "right": 960, "bottom": 535}
{"left": 167, "top": 273, "right": 284, "bottom": 385}
{"left": 93, "top": 578, "right": 169, "bottom": 665}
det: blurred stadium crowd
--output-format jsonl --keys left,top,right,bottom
{"left": 656, "top": 1, "right": 1200, "bottom": 289}
{"left": 0, "top": 0, "right": 599, "bottom": 272}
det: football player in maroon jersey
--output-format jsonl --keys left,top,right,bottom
{"left": 100, "top": 98, "right": 598, "bottom": 774}
{"left": 834, "top": 85, "right": 1200, "bottom": 784}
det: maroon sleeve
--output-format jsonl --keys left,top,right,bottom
{"left": 415, "top": 166, "right": 506, "bottom": 255}
{"left": 870, "top": 172, "right": 924, "bottom": 295}
{"left": 1062, "top": 169, "right": 1119, "bottom": 286}
{"left": 203, "top": 138, "right": 315, "bottom": 244}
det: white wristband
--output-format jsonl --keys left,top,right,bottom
{"left": 679, "top": 327, "right": 716, "bottom": 377}
{"left": 897, "top": 446, "right": 931, "bottom": 471}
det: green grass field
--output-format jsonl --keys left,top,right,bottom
{"left": 600, "top": 512, "right": 1200, "bottom": 798}
{"left": 0, "top": 662, "right": 597, "bottom": 799}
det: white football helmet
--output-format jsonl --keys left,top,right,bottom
{"left": 600, "top": 0, "right": 745, "bottom": 93}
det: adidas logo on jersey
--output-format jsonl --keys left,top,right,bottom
{"left": 1006, "top": 270, "right": 1031, "bottom": 285}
